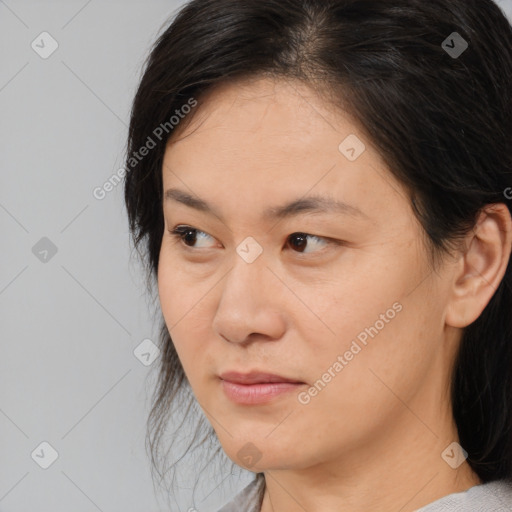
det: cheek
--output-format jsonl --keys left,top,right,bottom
{"left": 311, "top": 286, "right": 441, "bottom": 418}
{"left": 158, "top": 246, "right": 207, "bottom": 324}
{"left": 293, "top": 259, "right": 441, "bottom": 411}
{"left": 157, "top": 255, "right": 216, "bottom": 377}
{"left": 288, "top": 306, "right": 434, "bottom": 460}
{"left": 284, "top": 264, "right": 406, "bottom": 358}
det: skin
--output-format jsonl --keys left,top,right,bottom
{"left": 157, "top": 76, "right": 512, "bottom": 512}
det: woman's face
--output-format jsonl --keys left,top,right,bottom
{"left": 158, "top": 77, "right": 459, "bottom": 471}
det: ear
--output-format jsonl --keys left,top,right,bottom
{"left": 445, "top": 203, "right": 512, "bottom": 328}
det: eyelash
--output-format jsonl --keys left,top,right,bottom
{"left": 168, "top": 225, "right": 342, "bottom": 255}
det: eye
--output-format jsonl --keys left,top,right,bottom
{"left": 169, "top": 226, "right": 336, "bottom": 255}
{"left": 286, "top": 232, "right": 330, "bottom": 254}
{"left": 169, "top": 225, "right": 218, "bottom": 249}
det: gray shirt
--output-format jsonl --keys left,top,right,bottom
{"left": 217, "top": 473, "right": 512, "bottom": 511}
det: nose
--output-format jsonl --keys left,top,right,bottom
{"left": 212, "top": 252, "right": 287, "bottom": 345}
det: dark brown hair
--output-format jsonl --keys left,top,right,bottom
{"left": 123, "top": 0, "right": 512, "bottom": 500}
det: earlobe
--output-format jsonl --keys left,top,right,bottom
{"left": 445, "top": 203, "right": 512, "bottom": 329}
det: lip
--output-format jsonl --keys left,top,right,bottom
{"left": 220, "top": 380, "right": 305, "bottom": 405}
{"left": 219, "top": 371, "right": 304, "bottom": 385}
{"left": 219, "top": 371, "right": 306, "bottom": 405}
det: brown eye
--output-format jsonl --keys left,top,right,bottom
{"left": 170, "top": 226, "right": 198, "bottom": 246}
{"left": 288, "top": 233, "right": 308, "bottom": 252}
{"left": 182, "top": 228, "right": 197, "bottom": 246}
{"left": 287, "top": 232, "right": 329, "bottom": 254}
{"left": 169, "top": 226, "right": 217, "bottom": 248}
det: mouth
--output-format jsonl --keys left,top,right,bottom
{"left": 219, "top": 370, "right": 305, "bottom": 385}
{"left": 219, "top": 371, "right": 306, "bottom": 405}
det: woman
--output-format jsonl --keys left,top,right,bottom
{"left": 124, "top": 0, "right": 512, "bottom": 510}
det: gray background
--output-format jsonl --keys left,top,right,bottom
{"left": 1, "top": 1, "right": 511, "bottom": 511}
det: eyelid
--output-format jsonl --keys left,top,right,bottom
{"left": 168, "top": 224, "right": 343, "bottom": 253}
{"left": 169, "top": 225, "right": 219, "bottom": 249}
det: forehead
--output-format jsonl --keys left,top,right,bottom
{"left": 167, "top": 76, "right": 351, "bottom": 152}
{"left": 161, "top": 77, "right": 406, "bottom": 221}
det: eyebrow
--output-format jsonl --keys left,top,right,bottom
{"left": 164, "top": 188, "right": 368, "bottom": 221}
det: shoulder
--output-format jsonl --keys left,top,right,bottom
{"left": 216, "top": 476, "right": 512, "bottom": 512}
{"left": 216, "top": 473, "right": 266, "bottom": 512}
{"left": 416, "top": 479, "right": 512, "bottom": 511}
